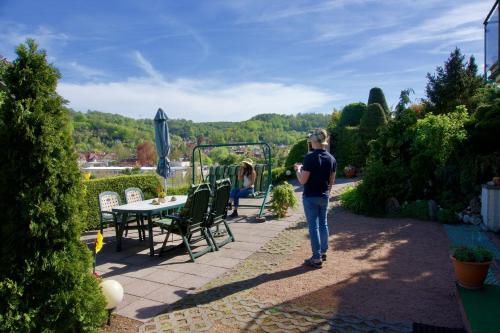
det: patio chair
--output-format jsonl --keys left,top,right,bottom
{"left": 207, "top": 178, "right": 235, "bottom": 250}
{"left": 124, "top": 187, "right": 147, "bottom": 240}
{"left": 154, "top": 183, "right": 214, "bottom": 261}
{"left": 98, "top": 191, "right": 144, "bottom": 241}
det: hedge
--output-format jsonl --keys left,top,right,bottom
{"left": 82, "top": 174, "right": 164, "bottom": 230}
{"left": 330, "top": 126, "right": 365, "bottom": 174}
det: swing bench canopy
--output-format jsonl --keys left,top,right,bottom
{"left": 191, "top": 142, "right": 273, "bottom": 219}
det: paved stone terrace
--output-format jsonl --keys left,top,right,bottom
{"left": 84, "top": 181, "right": 356, "bottom": 322}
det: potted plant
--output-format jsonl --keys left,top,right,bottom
{"left": 269, "top": 181, "right": 298, "bottom": 218}
{"left": 344, "top": 165, "right": 356, "bottom": 178}
{"left": 158, "top": 191, "right": 167, "bottom": 203}
{"left": 450, "top": 245, "right": 494, "bottom": 289}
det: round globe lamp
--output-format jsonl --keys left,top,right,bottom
{"left": 100, "top": 279, "right": 124, "bottom": 325}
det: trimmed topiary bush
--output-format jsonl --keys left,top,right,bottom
{"left": 368, "top": 87, "right": 390, "bottom": 116}
{"left": 338, "top": 102, "right": 366, "bottom": 127}
{"left": 0, "top": 40, "right": 107, "bottom": 332}
{"left": 359, "top": 103, "right": 387, "bottom": 143}
{"left": 285, "top": 139, "right": 308, "bottom": 168}
{"left": 330, "top": 126, "right": 364, "bottom": 173}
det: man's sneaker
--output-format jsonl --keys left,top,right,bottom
{"left": 304, "top": 257, "right": 322, "bottom": 269}
{"left": 321, "top": 253, "right": 327, "bottom": 261}
{"left": 229, "top": 210, "right": 238, "bottom": 218}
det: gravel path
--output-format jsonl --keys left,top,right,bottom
{"left": 250, "top": 206, "right": 464, "bottom": 328}
{"left": 137, "top": 181, "right": 465, "bottom": 332}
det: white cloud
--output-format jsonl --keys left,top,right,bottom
{"left": 339, "top": 2, "right": 490, "bottom": 62}
{"left": 58, "top": 77, "right": 337, "bottom": 121}
{"left": 133, "top": 51, "right": 164, "bottom": 81}
{"left": 61, "top": 62, "right": 108, "bottom": 80}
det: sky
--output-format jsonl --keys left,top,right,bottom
{"left": 0, "top": 0, "right": 493, "bottom": 122}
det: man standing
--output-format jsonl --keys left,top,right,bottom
{"left": 294, "top": 128, "right": 336, "bottom": 268}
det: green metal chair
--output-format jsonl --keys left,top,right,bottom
{"left": 154, "top": 183, "right": 214, "bottom": 261}
{"left": 207, "top": 178, "right": 235, "bottom": 250}
{"left": 98, "top": 191, "right": 143, "bottom": 240}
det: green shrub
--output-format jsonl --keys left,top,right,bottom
{"left": 359, "top": 103, "right": 387, "bottom": 144}
{"left": 356, "top": 160, "right": 410, "bottom": 215}
{"left": 285, "top": 139, "right": 308, "bottom": 168}
{"left": 330, "top": 126, "right": 364, "bottom": 173}
{"left": 437, "top": 208, "right": 459, "bottom": 224}
{"left": 340, "top": 186, "right": 365, "bottom": 213}
{"left": 452, "top": 246, "right": 494, "bottom": 263}
{"left": 368, "top": 87, "right": 390, "bottom": 115}
{"left": 82, "top": 174, "right": 163, "bottom": 229}
{"left": 338, "top": 102, "right": 366, "bottom": 127}
{"left": 467, "top": 85, "right": 500, "bottom": 155}
{"left": 0, "top": 40, "right": 107, "bottom": 332}
{"left": 401, "top": 200, "right": 430, "bottom": 220}
{"left": 409, "top": 107, "right": 469, "bottom": 199}
{"left": 269, "top": 182, "right": 298, "bottom": 218}
{"left": 271, "top": 166, "right": 292, "bottom": 185}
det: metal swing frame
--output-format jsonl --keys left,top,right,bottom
{"left": 191, "top": 142, "right": 273, "bottom": 218}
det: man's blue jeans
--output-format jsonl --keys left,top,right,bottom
{"left": 303, "top": 196, "right": 329, "bottom": 260}
{"left": 230, "top": 187, "right": 254, "bottom": 208}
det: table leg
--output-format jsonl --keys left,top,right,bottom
{"left": 147, "top": 214, "right": 154, "bottom": 256}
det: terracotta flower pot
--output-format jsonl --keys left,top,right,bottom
{"left": 450, "top": 255, "right": 492, "bottom": 290}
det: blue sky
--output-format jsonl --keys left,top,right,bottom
{"left": 0, "top": 0, "right": 493, "bottom": 121}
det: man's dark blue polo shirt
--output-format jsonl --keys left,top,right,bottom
{"left": 302, "top": 149, "right": 336, "bottom": 198}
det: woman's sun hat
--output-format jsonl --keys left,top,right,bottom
{"left": 241, "top": 158, "right": 254, "bottom": 167}
{"left": 308, "top": 128, "right": 329, "bottom": 145}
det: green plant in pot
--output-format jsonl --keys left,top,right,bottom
{"left": 451, "top": 245, "right": 494, "bottom": 289}
{"left": 269, "top": 181, "right": 298, "bottom": 218}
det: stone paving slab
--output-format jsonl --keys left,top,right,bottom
{"left": 91, "top": 200, "right": 299, "bottom": 322}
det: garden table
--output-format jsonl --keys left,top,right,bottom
{"left": 112, "top": 195, "right": 187, "bottom": 256}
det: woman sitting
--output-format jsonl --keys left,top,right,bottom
{"left": 228, "top": 159, "right": 256, "bottom": 218}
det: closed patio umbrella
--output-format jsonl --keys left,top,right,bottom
{"left": 154, "top": 108, "right": 171, "bottom": 191}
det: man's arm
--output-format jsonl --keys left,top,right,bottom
{"left": 328, "top": 171, "right": 336, "bottom": 193}
{"left": 296, "top": 169, "right": 310, "bottom": 185}
{"left": 294, "top": 163, "right": 310, "bottom": 185}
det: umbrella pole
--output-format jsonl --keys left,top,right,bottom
{"left": 164, "top": 177, "right": 167, "bottom": 196}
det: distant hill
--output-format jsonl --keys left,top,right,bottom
{"left": 70, "top": 110, "right": 331, "bottom": 158}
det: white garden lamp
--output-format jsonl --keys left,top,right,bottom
{"left": 100, "top": 279, "right": 124, "bottom": 325}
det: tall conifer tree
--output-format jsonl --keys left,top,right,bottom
{"left": 0, "top": 40, "right": 106, "bottom": 332}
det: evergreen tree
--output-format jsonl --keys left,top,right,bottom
{"left": 425, "top": 48, "right": 484, "bottom": 114}
{"left": 0, "top": 40, "right": 106, "bottom": 331}
{"left": 338, "top": 102, "right": 367, "bottom": 127}
{"left": 368, "top": 87, "right": 390, "bottom": 116}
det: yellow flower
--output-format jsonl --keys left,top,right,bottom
{"left": 158, "top": 191, "right": 166, "bottom": 198}
{"left": 95, "top": 231, "right": 103, "bottom": 253}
